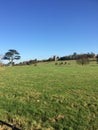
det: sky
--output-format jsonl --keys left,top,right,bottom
{"left": 0, "top": 0, "right": 98, "bottom": 62}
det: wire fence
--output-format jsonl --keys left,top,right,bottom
{"left": 0, "top": 120, "right": 21, "bottom": 130}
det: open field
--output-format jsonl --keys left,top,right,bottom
{"left": 0, "top": 61, "right": 98, "bottom": 130}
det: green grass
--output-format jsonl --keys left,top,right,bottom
{"left": 0, "top": 61, "right": 98, "bottom": 130}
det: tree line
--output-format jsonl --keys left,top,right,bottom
{"left": 0, "top": 50, "right": 98, "bottom": 66}
{"left": 45, "top": 52, "right": 98, "bottom": 66}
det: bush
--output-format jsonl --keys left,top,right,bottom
{"left": 76, "top": 54, "right": 89, "bottom": 65}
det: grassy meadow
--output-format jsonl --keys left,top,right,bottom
{"left": 0, "top": 61, "right": 98, "bottom": 130}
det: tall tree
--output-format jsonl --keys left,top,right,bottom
{"left": 3, "top": 49, "right": 21, "bottom": 66}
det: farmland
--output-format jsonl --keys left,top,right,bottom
{"left": 0, "top": 61, "right": 98, "bottom": 130}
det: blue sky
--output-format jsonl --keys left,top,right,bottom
{"left": 0, "top": 0, "right": 98, "bottom": 62}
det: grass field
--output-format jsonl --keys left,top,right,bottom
{"left": 0, "top": 61, "right": 98, "bottom": 130}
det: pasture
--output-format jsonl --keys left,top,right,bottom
{"left": 0, "top": 61, "right": 98, "bottom": 130}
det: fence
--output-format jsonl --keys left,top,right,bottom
{"left": 0, "top": 120, "right": 21, "bottom": 130}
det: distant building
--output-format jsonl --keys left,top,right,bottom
{"left": 53, "top": 55, "right": 59, "bottom": 61}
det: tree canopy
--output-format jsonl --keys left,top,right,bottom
{"left": 3, "top": 49, "right": 21, "bottom": 66}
